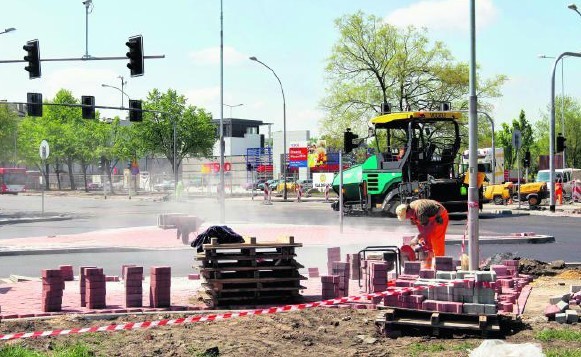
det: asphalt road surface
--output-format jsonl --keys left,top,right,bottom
{"left": 0, "top": 193, "right": 579, "bottom": 277}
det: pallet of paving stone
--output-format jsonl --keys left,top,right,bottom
{"left": 375, "top": 308, "right": 505, "bottom": 338}
{"left": 197, "top": 236, "right": 305, "bottom": 306}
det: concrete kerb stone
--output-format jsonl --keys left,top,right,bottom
{"left": 0, "top": 215, "right": 73, "bottom": 225}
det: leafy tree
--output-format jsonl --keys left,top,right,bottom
{"left": 141, "top": 89, "right": 216, "bottom": 175}
{"left": 496, "top": 110, "right": 534, "bottom": 171}
{"left": 537, "top": 95, "right": 581, "bottom": 169}
{"left": 0, "top": 104, "right": 20, "bottom": 166}
{"left": 319, "top": 11, "right": 507, "bottom": 143}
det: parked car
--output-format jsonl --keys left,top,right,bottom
{"left": 86, "top": 182, "right": 103, "bottom": 191}
{"left": 296, "top": 179, "right": 313, "bottom": 191}
{"left": 258, "top": 179, "right": 277, "bottom": 191}
{"left": 154, "top": 180, "right": 175, "bottom": 192}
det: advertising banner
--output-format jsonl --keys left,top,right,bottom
{"left": 312, "top": 172, "right": 335, "bottom": 192}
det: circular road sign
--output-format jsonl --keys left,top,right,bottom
{"left": 39, "top": 140, "right": 50, "bottom": 160}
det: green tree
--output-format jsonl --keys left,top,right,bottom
{"left": 537, "top": 95, "right": 581, "bottom": 169}
{"left": 496, "top": 110, "right": 534, "bottom": 171}
{"left": 141, "top": 89, "right": 216, "bottom": 174}
{"left": 0, "top": 104, "right": 20, "bottom": 166}
{"left": 319, "top": 11, "right": 507, "bottom": 143}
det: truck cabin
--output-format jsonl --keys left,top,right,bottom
{"left": 370, "top": 111, "right": 462, "bottom": 183}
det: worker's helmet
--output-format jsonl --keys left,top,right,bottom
{"left": 395, "top": 204, "right": 409, "bottom": 221}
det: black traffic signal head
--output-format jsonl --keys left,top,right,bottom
{"left": 129, "top": 100, "right": 143, "bottom": 122}
{"left": 23, "top": 39, "right": 41, "bottom": 79}
{"left": 343, "top": 128, "right": 359, "bottom": 154}
{"left": 26, "top": 92, "right": 43, "bottom": 117}
{"left": 556, "top": 133, "right": 566, "bottom": 153}
{"left": 126, "top": 35, "right": 144, "bottom": 77}
{"left": 81, "top": 95, "right": 95, "bottom": 119}
{"left": 523, "top": 150, "right": 531, "bottom": 168}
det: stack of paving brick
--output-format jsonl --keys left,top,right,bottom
{"left": 124, "top": 266, "right": 143, "bottom": 308}
{"left": 79, "top": 266, "right": 96, "bottom": 307}
{"left": 321, "top": 275, "right": 340, "bottom": 300}
{"left": 434, "top": 256, "right": 455, "bottom": 271}
{"left": 327, "top": 247, "right": 341, "bottom": 275}
{"left": 331, "top": 262, "right": 350, "bottom": 297}
{"left": 59, "top": 265, "right": 74, "bottom": 281}
{"left": 308, "top": 268, "right": 319, "bottom": 278}
{"left": 383, "top": 268, "right": 498, "bottom": 315}
{"left": 491, "top": 259, "right": 533, "bottom": 313}
{"left": 364, "top": 261, "right": 390, "bottom": 294}
{"left": 149, "top": 266, "right": 171, "bottom": 308}
{"left": 346, "top": 253, "right": 360, "bottom": 280}
{"left": 41, "top": 269, "right": 65, "bottom": 312}
{"left": 544, "top": 285, "right": 581, "bottom": 324}
{"left": 84, "top": 268, "right": 106, "bottom": 309}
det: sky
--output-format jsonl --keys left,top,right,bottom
{"left": 1, "top": 0, "right": 580, "bottom": 138}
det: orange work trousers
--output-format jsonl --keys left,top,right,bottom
{"left": 416, "top": 208, "right": 449, "bottom": 258}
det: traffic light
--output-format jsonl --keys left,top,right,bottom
{"left": 26, "top": 92, "right": 43, "bottom": 117}
{"left": 343, "top": 128, "right": 359, "bottom": 154}
{"left": 81, "top": 95, "right": 95, "bottom": 119}
{"left": 128, "top": 100, "right": 143, "bottom": 122}
{"left": 125, "top": 35, "right": 144, "bottom": 77}
{"left": 556, "top": 133, "right": 566, "bottom": 153}
{"left": 23, "top": 39, "right": 41, "bottom": 79}
{"left": 523, "top": 150, "right": 531, "bottom": 168}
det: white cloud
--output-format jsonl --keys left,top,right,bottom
{"left": 190, "top": 46, "right": 247, "bottom": 65}
{"left": 384, "top": 0, "right": 498, "bottom": 32}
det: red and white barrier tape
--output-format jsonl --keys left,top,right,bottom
{"left": 0, "top": 279, "right": 493, "bottom": 341}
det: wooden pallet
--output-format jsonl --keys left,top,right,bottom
{"left": 196, "top": 236, "right": 305, "bottom": 307}
{"left": 375, "top": 308, "right": 506, "bottom": 338}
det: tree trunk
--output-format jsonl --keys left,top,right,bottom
{"left": 55, "top": 160, "right": 62, "bottom": 190}
{"left": 67, "top": 157, "right": 76, "bottom": 191}
{"left": 81, "top": 159, "right": 88, "bottom": 192}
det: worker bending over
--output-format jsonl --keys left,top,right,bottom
{"left": 396, "top": 199, "right": 449, "bottom": 266}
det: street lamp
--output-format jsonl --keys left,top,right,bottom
{"left": 539, "top": 54, "right": 566, "bottom": 168}
{"left": 223, "top": 103, "right": 243, "bottom": 118}
{"left": 249, "top": 56, "right": 287, "bottom": 200}
{"left": 569, "top": 3, "right": 581, "bottom": 16}
{"left": 549, "top": 52, "right": 581, "bottom": 212}
{"left": 0, "top": 27, "right": 16, "bottom": 35}
{"left": 101, "top": 83, "right": 130, "bottom": 109}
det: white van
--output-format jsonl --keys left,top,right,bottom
{"left": 536, "top": 168, "right": 581, "bottom": 197}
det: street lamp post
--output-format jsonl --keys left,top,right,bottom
{"left": 539, "top": 54, "right": 566, "bottom": 168}
{"left": 218, "top": 0, "right": 225, "bottom": 223}
{"left": 101, "top": 83, "right": 130, "bottom": 108}
{"left": 249, "top": 56, "right": 287, "bottom": 200}
{"left": 223, "top": 103, "right": 243, "bottom": 118}
{"left": 569, "top": 3, "right": 581, "bottom": 16}
{"left": 549, "top": 52, "right": 581, "bottom": 212}
{"left": 0, "top": 27, "right": 16, "bottom": 35}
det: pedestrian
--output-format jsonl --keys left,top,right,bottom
{"left": 396, "top": 199, "right": 449, "bottom": 268}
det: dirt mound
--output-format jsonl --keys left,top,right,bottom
{"left": 554, "top": 270, "right": 581, "bottom": 280}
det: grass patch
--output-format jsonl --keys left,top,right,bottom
{"left": 0, "top": 345, "right": 44, "bottom": 357}
{"left": 545, "top": 348, "right": 581, "bottom": 357}
{"left": 408, "top": 342, "right": 446, "bottom": 355}
{"left": 536, "top": 328, "right": 581, "bottom": 342}
{"left": 450, "top": 341, "right": 477, "bottom": 351}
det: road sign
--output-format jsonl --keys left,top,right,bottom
{"left": 39, "top": 140, "right": 49, "bottom": 160}
{"left": 512, "top": 129, "right": 522, "bottom": 149}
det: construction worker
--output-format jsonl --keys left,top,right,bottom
{"left": 396, "top": 199, "right": 449, "bottom": 267}
{"left": 555, "top": 178, "right": 563, "bottom": 205}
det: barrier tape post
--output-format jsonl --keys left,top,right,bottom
{"left": 296, "top": 184, "right": 302, "bottom": 202}
{"left": 324, "top": 184, "right": 330, "bottom": 202}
